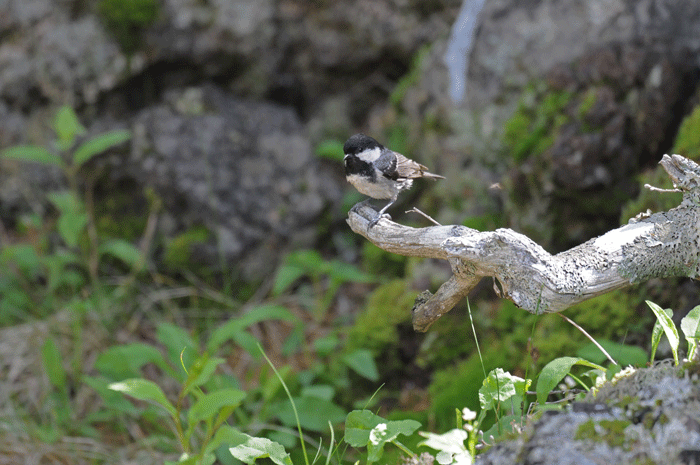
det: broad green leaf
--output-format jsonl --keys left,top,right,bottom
{"left": 229, "top": 433, "right": 293, "bottom": 465}
{"left": 188, "top": 388, "right": 246, "bottom": 425}
{"left": 109, "top": 378, "right": 177, "bottom": 417}
{"left": 273, "top": 396, "right": 346, "bottom": 433}
{"left": 57, "top": 211, "right": 88, "bottom": 248}
{"left": 536, "top": 357, "right": 603, "bottom": 405}
{"left": 53, "top": 106, "right": 85, "bottom": 147}
{"left": 47, "top": 191, "right": 86, "bottom": 248}
{"left": 42, "top": 338, "right": 66, "bottom": 391}
{"left": 73, "top": 129, "right": 131, "bottom": 168}
{"left": 272, "top": 263, "right": 306, "bottom": 296}
{"left": 479, "top": 368, "right": 527, "bottom": 411}
{"left": 342, "top": 349, "right": 379, "bottom": 381}
{"left": 646, "top": 300, "right": 680, "bottom": 365}
{"left": 0, "top": 145, "right": 64, "bottom": 167}
{"left": 83, "top": 375, "right": 140, "bottom": 415}
{"left": 95, "top": 343, "right": 170, "bottom": 379}
{"left": 98, "top": 239, "right": 143, "bottom": 271}
{"left": 681, "top": 305, "right": 700, "bottom": 360}
{"left": 301, "top": 384, "right": 334, "bottom": 401}
{"left": 576, "top": 340, "right": 647, "bottom": 366}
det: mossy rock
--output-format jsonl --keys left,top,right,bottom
{"left": 346, "top": 279, "right": 415, "bottom": 356}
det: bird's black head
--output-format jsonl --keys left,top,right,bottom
{"left": 343, "top": 133, "right": 383, "bottom": 156}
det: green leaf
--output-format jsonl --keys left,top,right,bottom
{"left": 99, "top": 239, "right": 143, "bottom": 271}
{"left": 272, "top": 264, "right": 306, "bottom": 296}
{"left": 344, "top": 410, "right": 420, "bottom": 463}
{"left": 479, "top": 368, "right": 528, "bottom": 411}
{"left": 300, "top": 384, "right": 335, "bottom": 401}
{"left": 42, "top": 338, "right": 67, "bottom": 392}
{"left": 95, "top": 343, "right": 170, "bottom": 379}
{"left": 53, "top": 106, "right": 85, "bottom": 148}
{"left": 188, "top": 388, "right": 246, "bottom": 425}
{"left": 229, "top": 433, "right": 293, "bottom": 465}
{"left": 342, "top": 349, "right": 379, "bottom": 381}
{"left": 650, "top": 306, "right": 673, "bottom": 362}
{"left": 84, "top": 376, "right": 140, "bottom": 415}
{"left": 109, "top": 378, "right": 177, "bottom": 417}
{"left": 47, "top": 191, "right": 87, "bottom": 248}
{"left": 273, "top": 396, "right": 346, "bottom": 433}
{"left": 536, "top": 357, "right": 603, "bottom": 405}
{"left": 0, "top": 145, "right": 64, "bottom": 167}
{"left": 681, "top": 305, "right": 700, "bottom": 360}
{"left": 646, "top": 300, "right": 680, "bottom": 365}
{"left": 73, "top": 129, "right": 131, "bottom": 168}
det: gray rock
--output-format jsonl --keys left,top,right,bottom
{"left": 125, "top": 86, "right": 334, "bottom": 279}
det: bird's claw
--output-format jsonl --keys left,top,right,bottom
{"left": 368, "top": 213, "right": 391, "bottom": 229}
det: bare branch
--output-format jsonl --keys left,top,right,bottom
{"left": 347, "top": 154, "right": 700, "bottom": 332}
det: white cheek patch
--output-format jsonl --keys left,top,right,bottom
{"left": 356, "top": 147, "right": 382, "bottom": 163}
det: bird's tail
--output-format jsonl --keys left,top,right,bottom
{"left": 422, "top": 171, "right": 445, "bottom": 180}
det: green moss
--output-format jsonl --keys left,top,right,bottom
{"left": 566, "top": 290, "right": 648, "bottom": 341}
{"left": 97, "top": 0, "right": 159, "bottom": 53}
{"left": 361, "top": 242, "right": 407, "bottom": 276}
{"left": 345, "top": 279, "right": 415, "bottom": 356}
{"left": 578, "top": 88, "right": 598, "bottom": 120}
{"left": 575, "top": 419, "right": 631, "bottom": 448}
{"left": 672, "top": 104, "right": 700, "bottom": 160}
{"left": 390, "top": 45, "right": 431, "bottom": 107}
{"left": 502, "top": 83, "right": 572, "bottom": 162}
{"left": 94, "top": 187, "right": 148, "bottom": 242}
{"left": 163, "top": 225, "right": 210, "bottom": 269}
{"left": 621, "top": 103, "right": 700, "bottom": 223}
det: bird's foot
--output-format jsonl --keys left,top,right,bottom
{"left": 368, "top": 213, "right": 391, "bottom": 229}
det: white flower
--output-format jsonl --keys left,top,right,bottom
{"left": 369, "top": 423, "right": 388, "bottom": 445}
{"left": 462, "top": 408, "right": 477, "bottom": 422}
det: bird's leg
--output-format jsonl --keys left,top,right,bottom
{"left": 368, "top": 197, "right": 396, "bottom": 228}
{"left": 350, "top": 198, "right": 373, "bottom": 213}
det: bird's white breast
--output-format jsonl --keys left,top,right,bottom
{"left": 346, "top": 173, "right": 410, "bottom": 199}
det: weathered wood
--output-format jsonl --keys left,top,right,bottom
{"left": 347, "top": 154, "right": 700, "bottom": 332}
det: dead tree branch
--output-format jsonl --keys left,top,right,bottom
{"left": 347, "top": 154, "right": 700, "bottom": 332}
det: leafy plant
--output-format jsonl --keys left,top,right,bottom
{"left": 0, "top": 105, "right": 135, "bottom": 323}
{"left": 344, "top": 410, "right": 421, "bottom": 463}
{"left": 647, "top": 300, "right": 700, "bottom": 365}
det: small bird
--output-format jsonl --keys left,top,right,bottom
{"left": 343, "top": 133, "right": 444, "bottom": 227}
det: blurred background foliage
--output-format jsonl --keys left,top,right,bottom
{"left": 1, "top": 1, "right": 700, "bottom": 464}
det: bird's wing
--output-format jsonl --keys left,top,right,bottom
{"left": 373, "top": 150, "right": 399, "bottom": 180}
{"left": 394, "top": 152, "right": 431, "bottom": 179}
